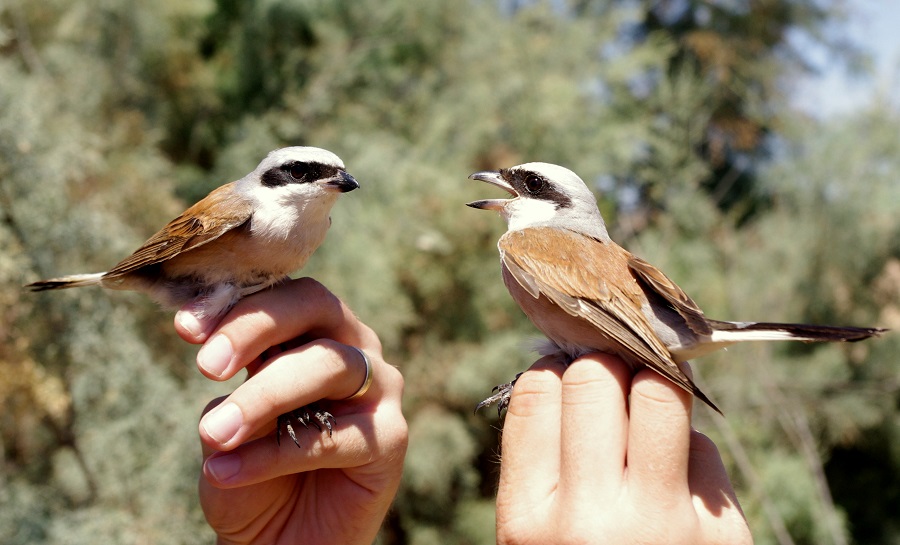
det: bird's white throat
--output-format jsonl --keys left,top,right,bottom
{"left": 247, "top": 183, "right": 337, "bottom": 241}
{"left": 503, "top": 198, "right": 560, "bottom": 232}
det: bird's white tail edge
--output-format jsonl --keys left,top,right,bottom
{"left": 26, "top": 272, "right": 105, "bottom": 291}
{"left": 708, "top": 321, "right": 885, "bottom": 344}
{"left": 710, "top": 329, "right": 802, "bottom": 343}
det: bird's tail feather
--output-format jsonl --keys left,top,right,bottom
{"left": 25, "top": 273, "right": 106, "bottom": 291}
{"left": 709, "top": 320, "right": 886, "bottom": 344}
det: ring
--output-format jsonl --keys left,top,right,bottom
{"left": 344, "top": 346, "right": 373, "bottom": 400}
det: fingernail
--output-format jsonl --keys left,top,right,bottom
{"left": 206, "top": 453, "right": 242, "bottom": 483}
{"left": 198, "top": 335, "right": 233, "bottom": 378}
{"left": 177, "top": 310, "right": 204, "bottom": 337}
{"left": 202, "top": 402, "right": 243, "bottom": 445}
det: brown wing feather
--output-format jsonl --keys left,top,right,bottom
{"left": 501, "top": 230, "right": 682, "bottom": 379}
{"left": 105, "top": 182, "right": 252, "bottom": 278}
{"left": 499, "top": 227, "right": 720, "bottom": 412}
{"left": 627, "top": 255, "right": 712, "bottom": 336}
{"left": 502, "top": 251, "right": 654, "bottom": 357}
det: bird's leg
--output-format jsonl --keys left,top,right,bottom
{"left": 474, "top": 372, "right": 523, "bottom": 417}
{"left": 475, "top": 350, "right": 573, "bottom": 418}
{"left": 276, "top": 403, "right": 336, "bottom": 448}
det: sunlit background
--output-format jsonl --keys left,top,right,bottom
{"left": 1, "top": 2, "right": 898, "bottom": 544}
{"left": 792, "top": 0, "right": 900, "bottom": 118}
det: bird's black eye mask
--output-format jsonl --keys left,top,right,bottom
{"left": 504, "top": 169, "right": 573, "bottom": 210}
{"left": 262, "top": 161, "right": 340, "bottom": 187}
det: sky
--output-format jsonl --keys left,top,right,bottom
{"left": 792, "top": 0, "right": 900, "bottom": 118}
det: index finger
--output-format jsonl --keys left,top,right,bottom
{"left": 178, "top": 277, "right": 381, "bottom": 380}
{"left": 497, "top": 356, "right": 566, "bottom": 522}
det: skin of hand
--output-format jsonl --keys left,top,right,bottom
{"left": 495, "top": 353, "right": 753, "bottom": 545}
{"left": 173, "top": 278, "right": 408, "bottom": 545}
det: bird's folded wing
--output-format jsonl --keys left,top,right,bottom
{"left": 498, "top": 227, "right": 697, "bottom": 393}
{"left": 627, "top": 255, "right": 712, "bottom": 336}
{"left": 105, "top": 182, "right": 252, "bottom": 277}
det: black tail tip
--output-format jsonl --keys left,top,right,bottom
{"left": 741, "top": 322, "right": 889, "bottom": 342}
{"left": 848, "top": 327, "right": 889, "bottom": 341}
{"left": 24, "top": 281, "right": 62, "bottom": 292}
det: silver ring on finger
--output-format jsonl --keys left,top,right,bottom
{"left": 344, "top": 346, "right": 373, "bottom": 400}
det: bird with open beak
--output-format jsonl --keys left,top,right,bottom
{"left": 468, "top": 162, "right": 886, "bottom": 414}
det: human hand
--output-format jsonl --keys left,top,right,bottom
{"left": 495, "top": 353, "right": 752, "bottom": 545}
{"left": 174, "top": 278, "right": 408, "bottom": 545}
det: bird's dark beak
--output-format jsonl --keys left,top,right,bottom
{"left": 322, "top": 170, "right": 360, "bottom": 193}
{"left": 466, "top": 171, "right": 517, "bottom": 211}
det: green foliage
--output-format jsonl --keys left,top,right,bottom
{"left": 1, "top": 1, "right": 897, "bottom": 544}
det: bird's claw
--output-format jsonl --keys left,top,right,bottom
{"left": 277, "top": 404, "right": 336, "bottom": 448}
{"left": 474, "top": 373, "right": 522, "bottom": 417}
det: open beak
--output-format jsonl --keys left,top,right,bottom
{"left": 322, "top": 170, "right": 360, "bottom": 193}
{"left": 466, "top": 171, "right": 517, "bottom": 211}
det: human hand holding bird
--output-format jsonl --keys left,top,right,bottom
{"left": 27, "top": 146, "right": 366, "bottom": 445}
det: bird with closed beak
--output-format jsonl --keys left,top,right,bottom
{"left": 467, "top": 162, "right": 886, "bottom": 414}
{"left": 27, "top": 146, "right": 359, "bottom": 318}
{"left": 27, "top": 146, "right": 361, "bottom": 446}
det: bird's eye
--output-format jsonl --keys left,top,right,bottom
{"left": 524, "top": 174, "right": 544, "bottom": 194}
{"left": 289, "top": 163, "right": 309, "bottom": 180}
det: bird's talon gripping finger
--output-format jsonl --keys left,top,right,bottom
{"left": 276, "top": 404, "right": 338, "bottom": 447}
{"left": 475, "top": 377, "right": 518, "bottom": 416}
{"left": 287, "top": 423, "right": 301, "bottom": 448}
{"left": 497, "top": 392, "right": 511, "bottom": 417}
{"left": 318, "top": 411, "right": 336, "bottom": 438}
{"left": 276, "top": 412, "right": 303, "bottom": 447}
{"left": 303, "top": 410, "right": 320, "bottom": 431}
{"left": 474, "top": 392, "right": 501, "bottom": 414}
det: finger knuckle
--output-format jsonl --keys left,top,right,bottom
{"left": 296, "top": 277, "right": 343, "bottom": 316}
{"left": 632, "top": 372, "right": 689, "bottom": 408}
{"left": 242, "top": 379, "right": 280, "bottom": 410}
{"left": 378, "top": 361, "right": 405, "bottom": 395}
{"left": 514, "top": 369, "right": 560, "bottom": 396}
{"left": 382, "top": 415, "right": 409, "bottom": 454}
{"left": 307, "top": 339, "right": 347, "bottom": 378}
{"left": 560, "top": 360, "right": 629, "bottom": 406}
{"left": 507, "top": 371, "right": 560, "bottom": 415}
{"left": 358, "top": 322, "right": 383, "bottom": 353}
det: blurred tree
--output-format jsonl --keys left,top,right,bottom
{"left": 1, "top": 0, "right": 895, "bottom": 544}
{"left": 573, "top": 0, "right": 865, "bottom": 226}
{"left": 0, "top": 1, "right": 216, "bottom": 543}
{"left": 660, "top": 104, "right": 900, "bottom": 545}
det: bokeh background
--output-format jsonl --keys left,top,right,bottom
{"left": 1, "top": 1, "right": 899, "bottom": 544}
